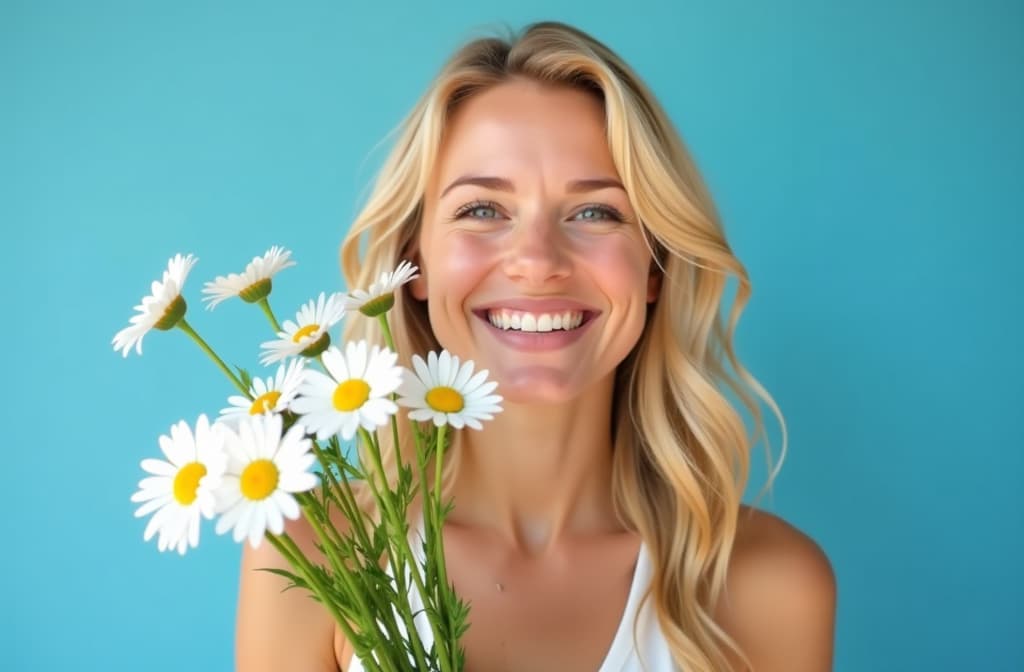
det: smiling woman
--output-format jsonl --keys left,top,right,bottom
{"left": 235, "top": 20, "right": 836, "bottom": 672}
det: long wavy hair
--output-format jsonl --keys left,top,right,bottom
{"left": 339, "top": 21, "right": 786, "bottom": 672}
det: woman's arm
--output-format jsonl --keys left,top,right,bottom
{"left": 718, "top": 507, "right": 837, "bottom": 672}
{"left": 235, "top": 515, "right": 343, "bottom": 672}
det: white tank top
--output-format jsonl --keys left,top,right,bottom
{"left": 346, "top": 515, "right": 677, "bottom": 671}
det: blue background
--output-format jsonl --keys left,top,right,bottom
{"left": 4, "top": 1, "right": 1021, "bottom": 670}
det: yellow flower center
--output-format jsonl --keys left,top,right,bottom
{"left": 173, "top": 462, "right": 207, "bottom": 505}
{"left": 333, "top": 379, "right": 370, "bottom": 411}
{"left": 240, "top": 459, "right": 279, "bottom": 500}
{"left": 249, "top": 390, "right": 282, "bottom": 414}
{"left": 426, "top": 386, "right": 464, "bottom": 413}
{"left": 292, "top": 324, "right": 319, "bottom": 343}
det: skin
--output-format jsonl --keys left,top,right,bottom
{"left": 235, "top": 79, "right": 836, "bottom": 672}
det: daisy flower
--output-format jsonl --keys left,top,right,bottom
{"left": 344, "top": 260, "right": 419, "bottom": 317}
{"left": 290, "top": 340, "right": 403, "bottom": 441}
{"left": 130, "top": 414, "right": 227, "bottom": 555}
{"left": 201, "top": 245, "right": 296, "bottom": 309}
{"left": 399, "top": 350, "right": 503, "bottom": 430}
{"left": 218, "top": 358, "right": 305, "bottom": 426}
{"left": 214, "top": 413, "right": 318, "bottom": 548}
{"left": 259, "top": 292, "right": 346, "bottom": 365}
{"left": 112, "top": 253, "right": 197, "bottom": 357}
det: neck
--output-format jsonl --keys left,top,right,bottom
{"left": 443, "top": 374, "right": 625, "bottom": 555}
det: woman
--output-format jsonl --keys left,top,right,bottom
{"left": 236, "top": 21, "right": 836, "bottom": 672}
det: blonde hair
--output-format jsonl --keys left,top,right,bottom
{"left": 340, "top": 21, "right": 786, "bottom": 672}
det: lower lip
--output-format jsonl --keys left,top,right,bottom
{"left": 479, "top": 315, "right": 596, "bottom": 351}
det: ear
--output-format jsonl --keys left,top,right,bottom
{"left": 646, "top": 262, "right": 662, "bottom": 303}
{"left": 409, "top": 250, "right": 428, "bottom": 301}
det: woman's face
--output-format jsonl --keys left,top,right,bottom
{"left": 413, "top": 78, "right": 660, "bottom": 405}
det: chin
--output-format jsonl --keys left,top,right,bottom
{"left": 489, "top": 370, "right": 592, "bottom": 407}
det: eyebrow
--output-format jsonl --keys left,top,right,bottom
{"left": 439, "top": 175, "right": 625, "bottom": 198}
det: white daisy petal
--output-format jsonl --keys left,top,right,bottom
{"left": 264, "top": 500, "right": 285, "bottom": 536}
{"left": 131, "top": 414, "right": 228, "bottom": 555}
{"left": 134, "top": 476, "right": 171, "bottom": 496}
{"left": 278, "top": 471, "right": 318, "bottom": 494}
{"left": 202, "top": 246, "right": 296, "bottom": 309}
{"left": 133, "top": 494, "right": 171, "bottom": 518}
{"left": 211, "top": 414, "right": 317, "bottom": 549}
{"left": 112, "top": 253, "right": 197, "bottom": 357}
{"left": 291, "top": 340, "right": 402, "bottom": 442}
{"left": 233, "top": 504, "right": 256, "bottom": 544}
{"left": 408, "top": 408, "right": 435, "bottom": 422}
{"left": 248, "top": 505, "right": 267, "bottom": 548}
{"left": 343, "top": 260, "right": 420, "bottom": 314}
{"left": 258, "top": 292, "right": 346, "bottom": 365}
{"left": 397, "top": 349, "right": 503, "bottom": 430}
{"left": 340, "top": 414, "right": 361, "bottom": 441}
{"left": 139, "top": 458, "right": 177, "bottom": 477}
{"left": 347, "top": 341, "right": 368, "bottom": 380}
{"left": 452, "top": 359, "right": 475, "bottom": 390}
{"left": 272, "top": 490, "right": 301, "bottom": 520}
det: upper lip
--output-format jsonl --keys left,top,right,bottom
{"left": 474, "top": 298, "right": 600, "bottom": 314}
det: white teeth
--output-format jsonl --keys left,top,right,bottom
{"left": 486, "top": 309, "right": 585, "bottom": 332}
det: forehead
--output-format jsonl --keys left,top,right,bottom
{"left": 432, "top": 80, "right": 617, "bottom": 187}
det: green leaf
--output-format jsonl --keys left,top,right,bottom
{"left": 258, "top": 567, "right": 308, "bottom": 592}
{"left": 235, "top": 365, "right": 254, "bottom": 393}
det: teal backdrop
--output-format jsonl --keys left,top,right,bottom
{"left": 4, "top": 1, "right": 1021, "bottom": 670}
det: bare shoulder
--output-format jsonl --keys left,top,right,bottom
{"left": 236, "top": 483, "right": 375, "bottom": 672}
{"left": 715, "top": 505, "right": 837, "bottom": 672}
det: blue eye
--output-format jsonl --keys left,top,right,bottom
{"left": 454, "top": 201, "right": 502, "bottom": 219}
{"left": 453, "top": 201, "right": 625, "bottom": 223}
{"left": 572, "top": 205, "right": 624, "bottom": 222}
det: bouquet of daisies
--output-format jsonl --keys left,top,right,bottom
{"left": 114, "top": 247, "right": 502, "bottom": 672}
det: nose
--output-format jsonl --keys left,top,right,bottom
{"left": 502, "top": 215, "right": 572, "bottom": 286}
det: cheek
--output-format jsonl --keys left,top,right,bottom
{"left": 577, "top": 236, "right": 652, "bottom": 297}
{"left": 424, "top": 234, "right": 499, "bottom": 336}
{"left": 429, "top": 234, "right": 496, "bottom": 281}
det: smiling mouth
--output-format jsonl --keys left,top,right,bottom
{"left": 483, "top": 309, "right": 589, "bottom": 332}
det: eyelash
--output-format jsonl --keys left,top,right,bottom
{"left": 452, "top": 200, "right": 625, "bottom": 223}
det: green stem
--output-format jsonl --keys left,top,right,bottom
{"left": 310, "top": 445, "right": 372, "bottom": 553}
{"left": 257, "top": 296, "right": 283, "bottom": 333}
{"left": 377, "top": 314, "right": 396, "bottom": 352}
{"left": 433, "top": 424, "right": 454, "bottom": 657}
{"left": 176, "top": 318, "right": 248, "bottom": 395}
{"left": 304, "top": 447, "right": 414, "bottom": 662}
{"left": 267, "top": 533, "right": 388, "bottom": 672}
{"left": 296, "top": 493, "right": 407, "bottom": 672}
{"left": 358, "top": 430, "right": 430, "bottom": 672}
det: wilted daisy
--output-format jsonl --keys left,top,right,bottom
{"left": 214, "top": 413, "right": 318, "bottom": 548}
{"left": 130, "top": 414, "right": 227, "bottom": 555}
{"left": 290, "top": 340, "right": 403, "bottom": 441}
{"left": 399, "top": 350, "right": 503, "bottom": 430}
{"left": 259, "top": 292, "right": 346, "bottom": 365}
{"left": 218, "top": 358, "right": 305, "bottom": 426}
{"left": 201, "top": 245, "right": 296, "bottom": 309}
{"left": 344, "top": 260, "right": 419, "bottom": 317}
{"left": 112, "top": 253, "right": 198, "bottom": 357}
